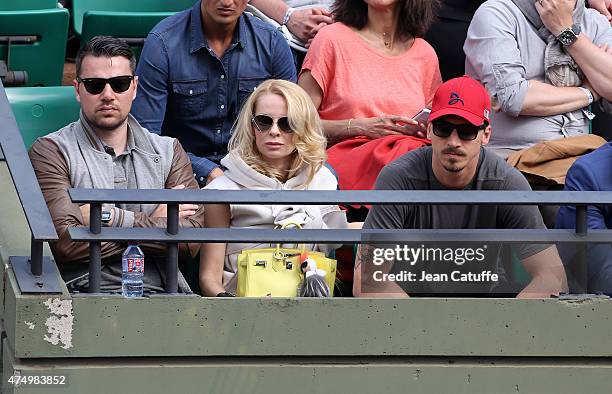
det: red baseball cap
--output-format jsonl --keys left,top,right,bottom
{"left": 429, "top": 75, "right": 491, "bottom": 126}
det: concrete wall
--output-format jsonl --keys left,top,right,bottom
{"left": 2, "top": 266, "right": 612, "bottom": 394}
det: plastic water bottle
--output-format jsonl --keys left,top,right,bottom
{"left": 122, "top": 243, "right": 144, "bottom": 297}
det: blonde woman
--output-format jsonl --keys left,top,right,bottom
{"left": 199, "top": 79, "right": 348, "bottom": 297}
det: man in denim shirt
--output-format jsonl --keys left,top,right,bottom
{"left": 132, "top": 0, "right": 297, "bottom": 186}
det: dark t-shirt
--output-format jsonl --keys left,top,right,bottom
{"left": 362, "top": 147, "right": 547, "bottom": 293}
{"left": 438, "top": 0, "right": 485, "bottom": 22}
{"left": 364, "top": 146, "right": 546, "bottom": 253}
{"left": 425, "top": 0, "right": 487, "bottom": 80}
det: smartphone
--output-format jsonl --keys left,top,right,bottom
{"left": 412, "top": 108, "right": 431, "bottom": 125}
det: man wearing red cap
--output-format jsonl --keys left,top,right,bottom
{"left": 354, "top": 76, "right": 567, "bottom": 298}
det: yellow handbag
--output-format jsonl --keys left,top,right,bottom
{"left": 236, "top": 223, "right": 337, "bottom": 297}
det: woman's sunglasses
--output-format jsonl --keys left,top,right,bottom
{"left": 431, "top": 120, "right": 486, "bottom": 141}
{"left": 251, "top": 114, "right": 294, "bottom": 133}
{"left": 77, "top": 75, "right": 134, "bottom": 95}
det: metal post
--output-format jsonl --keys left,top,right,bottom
{"left": 30, "top": 235, "right": 43, "bottom": 276}
{"left": 166, "top": 204, "right": 179, "bottom": 293}
{"left": 575, "top": 205, "right": 587, "bottom": 236}
{"left": 575, "top": 205, "right": 588, "bottom": 293}
{"left": 89, "top": 203, "right": 102, "bottom": 293}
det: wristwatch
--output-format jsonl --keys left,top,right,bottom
{"left": 556, "top": 24, "right": 581, "bottom": 47}
{"left": 282, "top": 7, "right": 295, "bottom": 26}
{"left": 101, "top": 210, "right": 112, "bottom": 226}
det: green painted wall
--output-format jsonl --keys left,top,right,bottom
{"left": 3, "top": 344, "right": 612, "bottom": 394}
{"left": 3, "top": 269, "right": 612, "bottom": 359}
{"left": 2, "top": 255, "right": 612, "bottom": 392}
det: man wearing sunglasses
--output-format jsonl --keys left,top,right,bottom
{"left": 355, "top": 76, "right": 567, "bottom": 298}
{"left": 131, "top": 0, "right": 296, "bottom": 188}
{"left": 29, "top": 36, "right": 205, "bottom": 293}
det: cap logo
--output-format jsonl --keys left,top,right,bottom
{"left": 448, "top": 92, "right": 464, "bottom": 106}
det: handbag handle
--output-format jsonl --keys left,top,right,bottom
{"left": 275, "top": 221, "right": 303, "bottom": 230}
{"left": 273, "top": 221, "right": 305, "bottom": 260}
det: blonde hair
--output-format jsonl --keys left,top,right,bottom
{"left": 228, "top": 79, "right": 327, "bottom": 186}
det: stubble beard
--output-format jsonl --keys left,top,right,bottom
{"left": 442, "top": 157, "right": 466, "bottom": 173}
{"left": 86, "top": 112, "right": 129, "bottom": 133}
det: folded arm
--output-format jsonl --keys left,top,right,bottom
{"left": 566, "top": 35, "right": 612, "bottom": 100}
{"left": 521, "top": 80, "right": 595, "bottom": 116}
{"left": 537, "top": 1, "right": 612, "bottom": 100}
{"left": 29, "top": 139, "right": 125, "bottom": 264}
{"left": 465, "top": 5, "right": 600, "bottom": 117}
{"left": 29, "top": 139, "right": 205, "bottom": 264}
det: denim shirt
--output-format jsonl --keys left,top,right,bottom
{"left": 131, "top": 1, "right": 296, "bottom": 184}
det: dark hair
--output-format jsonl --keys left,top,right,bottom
{"left": 75, "top": 36, "right": 136, "bottom": 77}
{"left": 332, "top": 0, "right": 440, "bottom": 40}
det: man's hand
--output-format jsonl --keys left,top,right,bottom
{"left": 535, "top": 0, "right": 576, "bottom": 36}
{"left": 79, "top": 204, "right": 90, "bottom": 226}
{"left": 151, "top": 185, "right": 200, "bottom": 219}
{"left": 351, "top": 115, "right": 427, "bottom": 140}
{"left": 587, "top": 0, "right": 612, "bottom": 23}
{"left": 206, "top": 167, "right": 224, "bottom": 185}
{"left": 287, "top": 7, "right": 333, "bottom": 44}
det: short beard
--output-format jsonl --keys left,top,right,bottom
{"left": 85, "top": 113, "right": 128, "bottom": 133}
{"left": 442, "top": 163, "right": 465, "bottom": 173}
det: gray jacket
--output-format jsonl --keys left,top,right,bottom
{"left": 46, "top": 112, "right": 175, "bottom": 225}
{"left": 30, "top": 113, "right": 204, "bottom": 293}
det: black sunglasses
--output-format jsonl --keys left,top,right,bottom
{"left": 77, "top": 75, "right": 134, "bottom": 95}
{"left": 432, "top": 120, "right": 486, "bottom": 141}
{"left": 251, "top": 114, "right": 294, "bottom": 133}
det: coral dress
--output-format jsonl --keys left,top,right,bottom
{"left": 301, "top": 22, "right": 442, "bottom": 191}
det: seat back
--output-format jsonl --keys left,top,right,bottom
{"left": 0, "top": 8, "right": 69, "bottom": 86}
{"left": 592, "top": 105, "right": 612, "bottom": 141}
{"left": 72, "top": 0, "right": 195, "bottom": 36}
{"left": 0, "top": 0, "right": 58, "bottom": 11}
{"left": 81, "top": 11, "right": 175, "bottom": 60}
{"left": 6, "top": 86, "right": 80, "bottom": 149}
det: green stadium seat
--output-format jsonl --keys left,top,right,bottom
{"left": 6, "top": 86, "right": 80, "bottom": 149}
{"left": 81, "top": 11, "right": 175, "bottom": 60}
{"left": 72, "top": 0, "right": 195, "bottom": 36}
{"left": 0, "top": 0, "right": 58, "bottom": 11}
{"left": 0, "top": 8, "right": 69, "bottom": 87}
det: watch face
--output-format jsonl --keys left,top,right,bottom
{"left": 558, "top": 29, "right": 577, "bottom": 46}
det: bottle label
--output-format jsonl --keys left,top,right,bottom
{"left": 127, "top": 257, "right": 144, "bottom": 273}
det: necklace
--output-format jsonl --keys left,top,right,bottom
{"left": 382, "top": 32, "right": 391, "bottom": 48}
